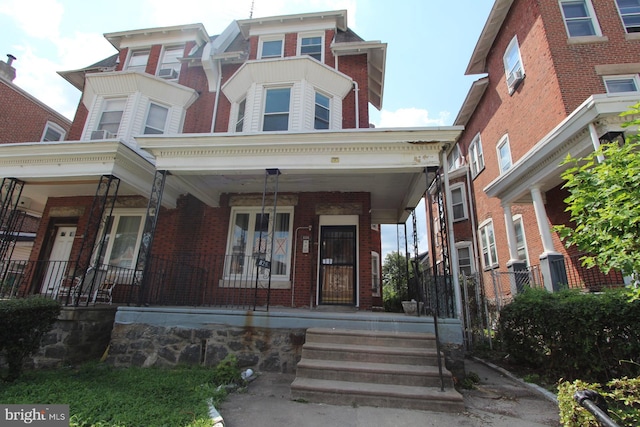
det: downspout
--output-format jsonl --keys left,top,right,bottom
{"left": 210, "top": 58, "right": 222, "bottom": 133}
{"left": 353, "top": 81, "right": 360, "bottom": 128}
{"left": 465, "top": 166, "right": 481, "bottom": 275}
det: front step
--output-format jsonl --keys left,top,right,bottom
{"left": 291, "top": 328, "right": 464, "bottom": 412}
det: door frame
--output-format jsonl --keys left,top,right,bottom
{"left": 316, "top": 215, "right": 359, "bottom": 307}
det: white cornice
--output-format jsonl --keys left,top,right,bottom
{"left": 105, "top": 23, "right": 209, "bottom": 50}
{"left": 237, "top": 10, "right": 347, "bottom": 38}
{"left": 466, "top": 0, "right": 514, "bottom": 75}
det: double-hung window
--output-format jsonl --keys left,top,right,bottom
{"left": 260, "top": 38, "right": 284, "bottom": 59}
{"left": 513, "top": 215, "right": 530, "bottom": 266}
{"left": 41, "top": 121, "right": 66, "bottom": 141}
{"left": 603, "top": 75, "right": 640, "bottom": 94}
{"left": 497, "top": 134, "right": 512, "bottom": 174}
{"left": 127, "top": 50, "right": 150, "bottom": 72}
{"left": 144, "top": 103, "right": 169, "bottom": 134}
{"left": 159, "top": 46, "right": 183, "bottom": 80}
{"left": 235, "top": 99, "right": 246, "bottom": 132}
{"left": 479, "top": 220, "right": 498, "bottom": 269}
{"left": 450, "top": 184, "right": 467, "bottom": 222}
{"left": 97, "top": 98, "right": 126, "bottom": 137}
{"left": 447, "top": 144, "right": 462, "bottom": 171}
{"left": 616, "top": 0, "right": 640, "bottom": 33}
{"left": 263, "top": 87, "right": 291, "bottom": 131}
{"left": 314, "top": 92, "right": 330, "bottom": 129}
{"left": 469, "top": 133, "right": 485, "bottom": 177}
{"left": 300, "top": 35, "right": 323, "bottom": 61}
{"left": 503, "top": 36, "right": 524, "bottom": 94}
{"left": 225, "top": 207, "right": 293, "bottom": 279}
{"left": 559, "top": 0, "right": 602, "bottom": 37}
{"left": 97, "top": 210, "right": 145, "bottom": 270}
{"left": 456, "top": 243, "right": 474, "bottom": 276}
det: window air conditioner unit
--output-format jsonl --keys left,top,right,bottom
{"left": 507, "top": 69, "right": 524, "bottom": 88}
{"left": 158, "top": 68, "right": 178, "bottom": 79}
{"left": 90, "top": 130, "right": 115, "bottom": 140}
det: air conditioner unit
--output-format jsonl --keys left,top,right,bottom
{"left": 158, "top": 68, "right": 178, "bottom": 79}
{"left": 507, "top": 69, "right": 524, "bottom": 88}
{"left": 90, "top": 130, "right": 115, "bottom": 140}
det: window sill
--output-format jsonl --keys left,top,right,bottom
{"left": 218, "top": 279, "right": 291, "bottom": 289}
{"left": 567, "top": 35, "right": 608, "bottom": 45}
{"left": 625, "top": 33, "right": 640, "bottom": 41}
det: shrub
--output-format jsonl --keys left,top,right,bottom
{"left": 499, "top": 288, "right": 640, "bottom": 383}
{"left": 0, "top": 297, "right": 61, "bottom": 381}
{"left": 558, "top": 377, "right": 640, "bottom": 427}
{"left": 211, "top": 354, "right": 242, "bottom": 386}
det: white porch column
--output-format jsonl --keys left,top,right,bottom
{"left": 588, "top": 122, "right": 605, "bottom": 163}
{"left": 502, "top": 202, "right": 520, "bottom": 263}
{"left": 530, "top": 186, "right": 558, "bottom": 256}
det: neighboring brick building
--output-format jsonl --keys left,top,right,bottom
{"left": 0, "top": 54, "right": 72, "bottom": 263}
{"left": 0, "top": 11, "right": 461, "bottom": 310}
{"left": 438, "top": 0, "right": 637, "bottom": 299}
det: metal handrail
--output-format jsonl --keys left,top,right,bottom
{"left": 574, "top": 389, "right": 621, "bottom": 427}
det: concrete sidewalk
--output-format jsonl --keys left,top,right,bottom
{"left": 218, "top": 358, "right": 561, "bottom": 427}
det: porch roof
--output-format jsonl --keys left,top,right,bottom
{"left": 137, "top": 127, "right": 462, "bottom": 224}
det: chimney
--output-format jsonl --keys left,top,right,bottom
{"left": 0, "top": 54, "right": 17, "bottom": 82}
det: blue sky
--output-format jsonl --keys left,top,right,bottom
{"left": 0, "top": 0, "right": 494, "bottom": 259}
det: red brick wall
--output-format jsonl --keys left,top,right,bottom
{"left": 337, "top": 54, "right": 369, "bottom": 128}
{"left": 67, "top": 103, "right": 88, "bottom": 141}
{"left": 182, "top": 65, "right": 215, "bottom": 133}
{"left": 0, "top": 82, "right": 71, "bottom": 144}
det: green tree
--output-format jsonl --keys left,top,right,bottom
{"left": 555, "top": 103, "right": 640, "bottom": 299}
{"left": 382, "top": 251, "right": 410, "bottom": 311}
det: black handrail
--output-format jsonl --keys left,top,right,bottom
{"left": 574, "top": 389, "right": 621, "bottom": 427}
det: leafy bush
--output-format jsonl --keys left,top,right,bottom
{"left": 0, "top": 297, "right": 61, "bottom": 381}
{"left": 499, "top": 288, "right": 640, "bottom": 383}
{"left": 211, "top": 354, "right": 242, "bottom": 386}
{"left": 558, "top": 377, "right": 640, "bottom": 427}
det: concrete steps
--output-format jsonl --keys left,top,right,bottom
{"left": 290, "top": 327, "right": 464, "bottom": 412}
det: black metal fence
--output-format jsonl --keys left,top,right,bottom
{"left": 552, "top": 253, "right": 626, "bottom": 291}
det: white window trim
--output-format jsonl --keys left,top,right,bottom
{"left": 450, "top": 183, "right": 468, "bottom": 222}
{"left": 512, "top": 215, "right": 530, "bottom": 266}
{"left": 143, "top": 102, "right": 170, "bottom": 135}
{"left": 559, "top": 0, "right": 603, "bottom": 38}
{"left": 96, "top": 97, "right": 127, "bottom": 137}
{"left": 94, "top": 208, "right": 146, "bottom": 270}
{"left": 314, "top": 90, "right": 331, "bottom": 130}
{"left": 235, "top": 98, "right": 247, "bottom": 133}
{"left": 158, "top": 45, "right": 184, "bottom": 80}
{"left": 603, "top": 74, "right": 640, "bottom": 94}
{"left": 455, "top": 241, "right": 475, "bottom": 276}
{"left": 126, "top": 49, "right": 150, "bottom": 72}
{"left": 497, "top": 134, "right": 512, "bottom": 174}
{"left": 469, "top": 133, "right": 485, "bottom": 177}
{"left": 616, "top": 0, "right": 640, "bottom": 34}
{"left": 262, "top": 86, "right": 292, "bottom": 131}
{"left": 259, "top": 35, "right": 285, "bottom": 59}
{"left": 503, "top": 36, "right": 525, "bottom": 94}
{"left": 41, "top": 121, "right": 66, "bottom": 142}
{"left": 224, "top": 206, "right": 295, "bottom": 281}
{"left": 478, "top": 219, "right": 499, "bottom": 270}
{"left": 297, "top": 32, "right": 324, "bottom": 62}
{"left": 447, "top": 144, "right": 462, "bottom": 171}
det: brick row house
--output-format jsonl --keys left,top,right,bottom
{"left": 0, "top": 10, "right": 461, "bottom": 310}
{"left": 0, "top": 54, "right": 71, "bottom": 266}
{"left": 435, "top": 0, "right": 638, "bottom": 302}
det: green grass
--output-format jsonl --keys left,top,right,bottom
{"left": 0, "top": 362, "right": 230, "bottom": 427}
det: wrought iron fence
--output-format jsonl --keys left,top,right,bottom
{"left": 552, "top": 253, "right": 626, "bottom": 291}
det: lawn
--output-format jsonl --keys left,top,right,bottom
{"left": 0, "top": 362, "right": 230, "bottom": 427}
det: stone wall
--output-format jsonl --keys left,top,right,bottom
{"left": 106, "top": 323, "right": 306, "bottom": 373}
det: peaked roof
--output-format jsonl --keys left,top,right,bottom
{"left": 465, "top": 0, "right": 514, "bottom": 75}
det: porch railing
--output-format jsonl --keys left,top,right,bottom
{"left": 552, "top": 253, "right": 626, "bottom": 291}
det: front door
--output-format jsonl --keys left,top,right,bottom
{"left": 319, "top": 225, "right": 356, "bottom": 305}
{"left": 41, "top": 226, "right": 76, "bottom": 297}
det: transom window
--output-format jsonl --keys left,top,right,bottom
{"left": 97, "top": 98, "right": 126, "bottom": 136}
{"left": 559, "top": 0, "right": 601, "bottom": 37}
{"left": 300, "top": 36, "right": 323, "bottom": 61}
{"left": 159, "top": 46, "right": 183, "bottom": 79}
{"left": 41, "top": 121, "right": 66, "bottom": 142}
{"left": 479, "top": 220, "right": 498, "bottom": 269}
{"left": 497, "top": 134, "right": 512, "bottom": 174}
{"left": 314, "top": 92, "right": 330, "bottom": 129}
{"left": 617, "top": 0, "right": 640, "bottom": 33}
{"left": 97, "top": 210, "right": 145, "bottom": 270}
{"left": 127, "top": 50, "right": 150, "bottom": 72}
{"left": 225, "top": 207, "right": 293, "bottom": 278}
{"left": 450, "top": 184, "right": 467, "bottom": 222}
{"left": 603, "top": 74, "right": 640, "bottom": 93}
{"left": 469, "top": 133, "right": 485, "bottom": 177}
{"left": 263, "top": 87, "right": 291, "bottom": 131}
{"left": 144, "top": 103, "right": 169, "bottom": 134}
{"left": 235, "top": 99, "right": 246, "bottom": 132}
{"left": 503, "top": 36, "right": 524, "bottom": 94}
{"left": 260, "top": 38, "right": 284, "bottom": 59}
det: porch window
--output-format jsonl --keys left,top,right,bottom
{"left": 144, "top": 103, "right": 169, "bottom": 134}
{"left": 127, "top": 50, "right": 150, "bottom": 72}
{"left": 225, "top": 207, "right": 293, "bottom": 278}
{"left": 97, "top": 98, "right": 126, "bottom": 137}
{"left": 560, "top": 0, "right": 602, "bottom": 37}
{"left": 479, "top": 220, "right": 498, "bottom": 269}
{"left": 97, "top": 210, "right": 145, "bottom": 270}
{"left": 616, "top": 0, "right": 640, "bottom": 33}
{"left": 314, "top": 92, "right": 330, "bottom": 129}
{"left": 513, "top": 215, "right": 530, "bottom": 266}
{"left": 469, "top": 133, "right": 484, "bottom": 177}
{"left": 263, "top": 87, "right": 291, "bottom": 131}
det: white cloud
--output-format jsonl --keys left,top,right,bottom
{"left": 0, "top": 0, "right": 64, "bottom": 39}
{"left": 377, "top": 108, "right": 449, "bottom": 128}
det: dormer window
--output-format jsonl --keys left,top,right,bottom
{"left": 127, "top": 50, "right": 150, "bottom": 73}
{"left": 158, "top": 45, "right": 183, "bottom": 80}
{"left": 263, "top": 87, "right": 291, "bottom": 131}
{"left": 299, "top": 34, "right": 323, "bottom": 61}
{"left": 259, "top": 37, "right": 284, "bottom": 59}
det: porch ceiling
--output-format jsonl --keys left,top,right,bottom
{"left": 137, "top": 127, "right": 462, "bottom": 223}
